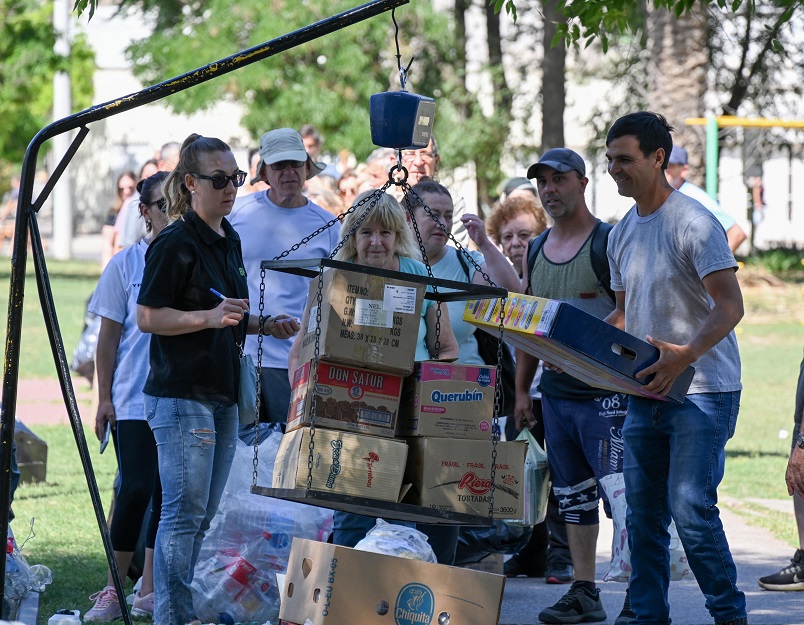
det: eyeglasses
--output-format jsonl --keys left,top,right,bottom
{"left": 147, "top": 198, "right": 167, "bottom": 213}
{"left": 401, "top": 150, "right": 435, "bottom": 162}
{"left": 269, "top": 160, "right": 307, "bottom": 171}
{"left": 192, "top": 171, "right": 247, "bottom": 190}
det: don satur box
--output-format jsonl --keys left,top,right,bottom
{"left": 463, "top": 294, "right": 694, "bottom": 403}
{"left": 398, "top": 360, "right": 498, "bottom": 440}
{"left": 287, "top": 359, "right": 404, "bottom": 438}
{"left": 272, "top": 427, "right": 407, "bottom": 502}
{"left": 298, "top": 267, "right": 426, "bottom": 375}
{"left": 280, "top": 538, "right": 505, "bottom": 625}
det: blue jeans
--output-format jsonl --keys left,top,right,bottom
{"left": 146, "top": 395, "right": 238, "bottom": 625}
{"left": 624, "top": 393, "right": 746, "bottom": 625}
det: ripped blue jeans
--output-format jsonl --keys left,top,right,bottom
{"left": 146, "top": 395, "right": 237, "bottom": 625}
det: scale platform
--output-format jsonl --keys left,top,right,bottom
{"left": 249, "top": 486, "right": 495, "bottom": 526}
{"left": 261, "top": 257, "right": 508, "bottom": 303}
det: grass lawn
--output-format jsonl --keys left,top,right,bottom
{"left": 5, "top": 265, "right": 804, "bottom": 623}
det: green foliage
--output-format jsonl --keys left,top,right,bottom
{"left": 0, "top": 0, "right": 95, "bottom": 168}
{"left": 123, "top": 1, "right": 456, "bottom": 163}
{"left": 745, "top": 247, "right": 804, "bottom": 274}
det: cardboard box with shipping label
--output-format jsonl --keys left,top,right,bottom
{"left": 398, "top": 361, "right": 497, "bottom": 440}
{"left": 272, "top": 427, "right": 407, "bottom": 502}
{"left": 287, "top": 360, "right": 404, "bottom": 438}
{"left": 463, "top": 553, "right": 505, "bottom": 575}
{"left": 463, "top": 295, "right": 694, "bottom": 403}
{"left": 280, "top": 538, "right": 505, "bottom": 625}
{"left": 404, "top": 438, "right": 526, "bottom": 520}
{"left": 299, "top": 267, "right": 426, "bottom": 375}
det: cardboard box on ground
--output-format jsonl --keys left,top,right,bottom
{"left": 464, "top": 294, "right": 694, "bottom": 403}
{"left": 298, "top": 267, "right": 426, "bottom": 375}
{"left": 280, "top": 538, "right": 505, "bottom": 625}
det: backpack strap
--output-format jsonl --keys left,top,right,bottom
{"left": 456, "top": 248, "right": 471, "bottom": 281}
{"left": 525, "top": 221, "right": 614, "bottom": 302}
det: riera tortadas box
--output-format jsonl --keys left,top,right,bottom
{"left": 464, "top": 294, "right": 694, "bottom": 403}
{"left": 287, "top": 359, "right": 404, "bottom": 438}
{"left": 404, "top": 438, "right": 526, "bottom": 520}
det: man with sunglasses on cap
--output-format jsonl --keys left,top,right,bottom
{"left": 229, "top": 128, "right": 340, "bottom": 442}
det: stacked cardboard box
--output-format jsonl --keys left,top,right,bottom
{"left": 274, "top": 266, "right": 526, "bottom": 518}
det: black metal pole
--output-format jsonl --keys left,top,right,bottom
{"left": 0, "top": 0, "right": 408, "bottom": 615}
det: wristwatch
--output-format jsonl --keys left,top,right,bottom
{"left": 795, "top": 431, "right": 804, "bottom": 450}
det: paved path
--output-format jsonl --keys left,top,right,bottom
{"left": 11, "top": 377, "right": 95, "bottom": 426}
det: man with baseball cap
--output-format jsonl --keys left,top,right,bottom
{"left": 665, "top": 145, "right": 746, "bottom": 252}
{"left": 516, "top": 148, "right": 633, "bottom": 624}
{"left": 230, "top": 128, "right": 340, "bottom": 441}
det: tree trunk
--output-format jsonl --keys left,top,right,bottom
{"left": 646, "top": 5, "right": 708, "bottom": 187}
{"left": 541, "top": 0, "right": 566, "bottom": 151}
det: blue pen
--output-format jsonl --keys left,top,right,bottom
{"left": 209, "top": 287, "right": 226, "bottom": 300}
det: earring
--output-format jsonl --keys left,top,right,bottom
{"left": 145, "top": 219, "right": 152, "bottom": 228}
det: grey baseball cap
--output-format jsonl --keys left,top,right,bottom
{"left": 526, "top": 148, "right": 586, "bottom": 179}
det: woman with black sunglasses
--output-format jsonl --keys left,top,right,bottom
{"left": 136, "top": 134, "right": 300, "bottom": 625}
{"left": 85, "top": 171, "right": 169, "bottom": 621}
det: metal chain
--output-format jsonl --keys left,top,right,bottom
{"left": 307, "top": 265, "right": 325, "bottom": 490}
{"left": 251, "top": 265, "right": 267, "bottom": 488}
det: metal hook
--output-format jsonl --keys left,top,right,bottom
{"left": 392, "top": 8, "right": 414, "bottom": 90}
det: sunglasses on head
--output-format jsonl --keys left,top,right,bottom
{"left": 192, "top": 171, "right": 247, "bottom": 190}
{"left": 269, "top": 159, "right": 306, "bottom": 171}
{"left": 147, "top": 198, "right": 167, "bottom": 212}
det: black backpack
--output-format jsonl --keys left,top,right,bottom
{"left": 525, "top": 219, "right": 615, "bottom": 303}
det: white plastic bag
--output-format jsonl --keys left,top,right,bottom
{"left": 509, "top": 428, "right": 550, "bottom": 526}
{"left": 600, "top": 472, "right": 693, "bottom": 582}
{"left": 354, "top": 519, "right": 437, "bottom": 563}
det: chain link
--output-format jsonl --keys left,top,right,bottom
{"left": 251, "top": 265, "right": 267, "bottom": 489}
{"left": 307, "top": 265, "right": 325, "bottom": 490}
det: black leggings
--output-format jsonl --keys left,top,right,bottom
{"left": 110, "top": 420, "right": 160, "bottom": 551}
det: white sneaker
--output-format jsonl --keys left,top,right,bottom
{"left": 84, "top": 586, "right": 123, "bottom": 621}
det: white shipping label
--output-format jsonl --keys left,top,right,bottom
{"left": 354, "top": 298, "right": 392, "bottom": 328}
{"left": 536, "top": 300, "right": 560, "bottom": 334}
{"left": 383, "top": 284, "right": 417, "bottom": 314}
{"left": 307, "top": 306, "right": 319, "bottom": 334}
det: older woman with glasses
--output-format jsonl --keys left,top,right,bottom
{"left": 85, "top": 171, "right": 169, "bottom": 621}
{"left": 136, "top": 134, "right": 300, "bottom": 625}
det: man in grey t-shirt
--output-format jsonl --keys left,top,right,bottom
{"left": 604, "top": 112, "right": 746, "bottom": 625}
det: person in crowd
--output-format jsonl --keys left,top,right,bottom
{"left": 758, "top": 350, "right": 804, "bottom": 591}
{"left": 513, "top": 148, "right": 631, "bottom": 624}
{"left": 361, "top": 147, "right": 398, "bottom": 192}
{"left": 100, "top": 171, "right": 136, "bottom": 270}
{"left": 497, "top": 176, "right": 540, "bottom": 203}
{"left": 299, "top": 124, "right": 340, "bottom": 179}
{"left": 337, "top": 168, "right": 360, "bottom": 209}
{"left": 84, "top": 171, "right": 170, "bottom": 621}
{"left": 485, "top": 193, "right": 572, "bottom": 582}
{"left": 402, "top": 136, "right": 470, "bottom": 247}
{"left": 305, "top": 174, "right": 345, "bottom": 217}
{"left": 406, "top": 179, "right": 520, "bottom": 361}
{"left": 229, "top": 128, "right": 340, "bottom": 442}
{"left": 136, "top": 134, "right": 299, "bottom": 625}
{"left": 605, "top": 112, "right": 746, "bottom": 625}
{"left": 288, "top": 190, "right": 460, "bottom": 563}
{"left": 665, "top": 146, "right": 747, "bottom": 253}
{"left": 116, "top": 142, "right": 180, "bottom": 250}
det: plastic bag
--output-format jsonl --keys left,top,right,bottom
{"left": 191, "top": 435, "right": 333, "bottom": 625}
{"left": 454, "top": 521, "right": 532, "bottom": 566}
{"left": 4, "top": 535, "right": 52, "bottom": 620}
{"left": 354, "top": 519, "right": 436, "bottom": 563}
{"left": 599, "top": 472, "right": 694, "bottom": 582}
{"left": 509, "top": 428, "right": 550, "bottom": 526}
{"left": 70, "top": 312, "right": 100, "bottom": 382}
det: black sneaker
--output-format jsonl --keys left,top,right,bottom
{"left": 545, "top": 564, "right": 575, "bottom": 584}
{"left": 538, "top": 582, "right": 606, "bottom": 624}
{"left": 613, "top": 588, "right": 635, "bottom": 625}
{"left": 758, "top": 549, "right": 804, "bottom": 591}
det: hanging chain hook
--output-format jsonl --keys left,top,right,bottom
{"left": 392, "top": 8, "right": 414, "bottom": 91}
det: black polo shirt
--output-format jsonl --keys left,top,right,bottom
{"left": 138, "top": 210, "right": 249, "bottom": 403}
